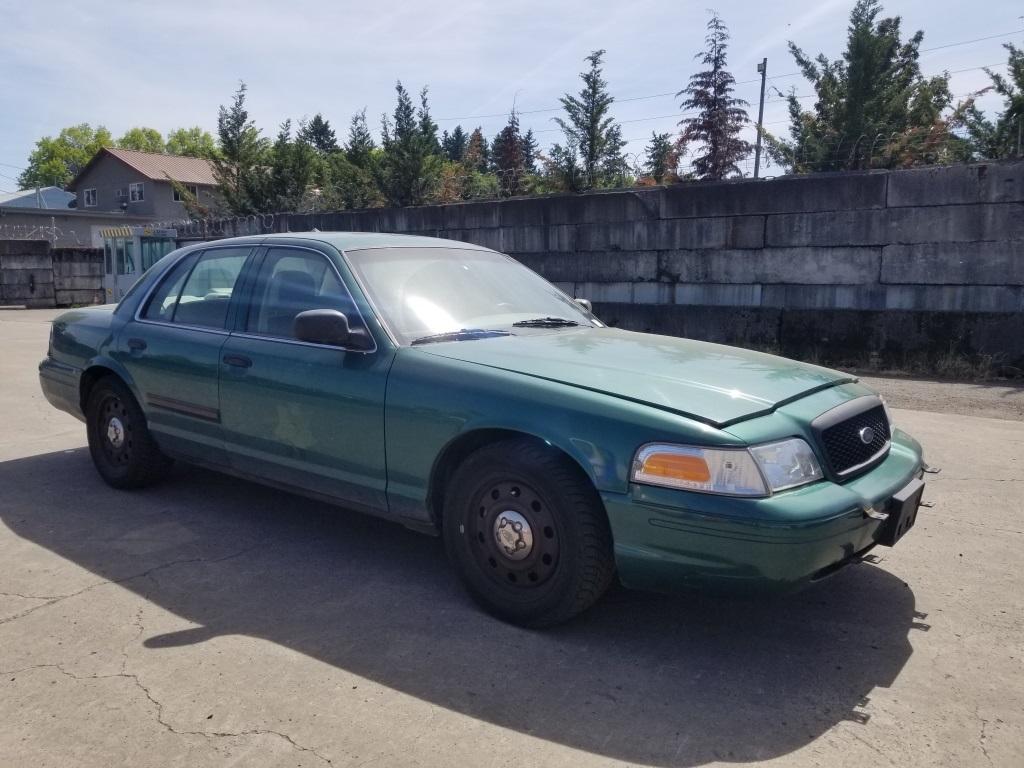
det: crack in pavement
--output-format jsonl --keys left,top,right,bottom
{"left": 3, "top": 663, "right": 332, "bottom": 765}
{"left": 0, "top": 542, "right": 262, "bottom": 628}
{"left": 0, "top": 542, "right": 334, "bottom": 763}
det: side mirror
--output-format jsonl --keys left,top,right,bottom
{"left": 574, "top": 297, "right": 593, "bottom": 313}
{"left": 293, "top": 309, "right": 372, "bottom": 349}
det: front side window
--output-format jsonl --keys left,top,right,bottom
{"left": 83, "top": 188, "right": 97, "bottom": 207}
{"left": 129, "top": 182, "right": 145, "bottom": 202}
{"left": 170, "top": 248, "right": 250, "bottom": 329}
{"left": 245, "top": 248, "right": 362, "bottom": 341}
{"left": 344, "top": 247, "right": 595, "bottom": 345}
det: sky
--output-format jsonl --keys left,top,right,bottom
{"left": 1, "top": 0, "right": 1022, "bottom": 190}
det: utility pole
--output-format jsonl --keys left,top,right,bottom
{"left": 754, "top": 57, "right": 768, "bottom": 179}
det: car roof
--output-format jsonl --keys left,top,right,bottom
{"left": 260, "top": 231, "right": 494, "bottom": 253}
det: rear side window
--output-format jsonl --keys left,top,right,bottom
{"left": 141, "top": 253, "right": 199, "bottom": 322}
{"left": 171, "top": 248, "right": 251, "bottom": 329}
{"left": 245, "top": 248, "right": 362, "bottom": 340}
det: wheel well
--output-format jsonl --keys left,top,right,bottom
{"left": 79, "top": 366, "right": 120, "bottom": 413}
{"left": 427, "top": 429, "right": 599, "bottom": 526}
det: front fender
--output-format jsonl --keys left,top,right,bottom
{"left": 384, "top": 348, "right": 739, "bottom": 522}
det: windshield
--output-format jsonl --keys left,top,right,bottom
{"left": 344, "top": 247, "right": 598, "bottom": 345}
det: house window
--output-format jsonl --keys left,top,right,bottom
{"left": 173, "top": 184, "right": 199, "bottom": 203}
{"left": 129, "top": 182, "right": 145, "bottom": 202}
{"left": 83, "top": 188, "right": 97, "bottom": 207}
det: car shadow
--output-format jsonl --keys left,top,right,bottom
{"left": 0, "top": 448, "right": 925, "bottom": 767}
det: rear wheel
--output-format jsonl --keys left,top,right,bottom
{"left": 443, "top": 439, "right": 615, "bottom": 627}
{"left": 85, "top": 377, "right": 172, "bottom": 489}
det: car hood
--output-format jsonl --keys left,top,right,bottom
{"left": 417, "top": 327, "right": 854, "bottom": 427}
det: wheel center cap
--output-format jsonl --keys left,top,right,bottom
{"left": 106, "top": 416, "right": 125, "bottom": 449}
{"left": 493, "top": 510, "right": 533, "bottom": 561}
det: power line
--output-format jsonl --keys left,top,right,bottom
{"left": 437, "top": 27, "right": 1021, "bottom": 124}
{"left": 0, "top": 161, "right": 25, "bottom": 170}
{"left": 921, "top": 28, "right": 1024, "bottom": 52}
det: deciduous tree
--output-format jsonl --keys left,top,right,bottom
{"left": 117, "top": 127, "right": 165, "bottom": 153}
{"left": 19, "top": 124, "right": 114, "bottom": 188}
{"left": 165, "top": 127, "right": 218, "bottom": 158}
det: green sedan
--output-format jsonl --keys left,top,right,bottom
{"left": 39, "top": 233, "right": 927, "bottom": 626}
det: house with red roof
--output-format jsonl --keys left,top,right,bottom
{"left": 66, "top": 147, "right": 221, "bottom": 220}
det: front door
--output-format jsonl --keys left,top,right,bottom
{"left": 219, "top": 245, "right": 393, "bottom": 514}
{"left": 116, "top": 245, "right": 254, "bottom": 466}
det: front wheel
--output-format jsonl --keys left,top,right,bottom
{"left": 443, "top": 439, "right": 615, "bottom": 627}
{"left": 86, "top": 376, "right": 172, "bottom": 489}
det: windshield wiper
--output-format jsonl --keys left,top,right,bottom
{"left": 411, "top": 328, "right": 511, "bottom": 345}
{"left": 511, "top": 317, "right": 581, "bottom": 328}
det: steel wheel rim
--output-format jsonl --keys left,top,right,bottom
{"left": 469, "top": 479, "right": 559, "bottom": 589}
{"left": 99, "top": 395, "right": 134, "bottom": 466}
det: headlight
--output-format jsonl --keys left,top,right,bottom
{"left": 747, "top": 438, "right": 823, "bottom": 492}
{"left": 632, "top": 444, "right": 768, "bottom": 496}
{"left": 632, "top": 438, "right": 823, "bottom": 496}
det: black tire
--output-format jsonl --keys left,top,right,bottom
{"left": 85, "top": 376, "right": 172, "bottom": 489}
{"left": 443, "top": 438, "right": 615, "bottom": 627}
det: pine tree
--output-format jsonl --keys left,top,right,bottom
{"left": 268, "top": 120, "right": 321, "bottom": 211}
{"left": 676, "top": 13, "right": 751, "bottom": 179}
{"left": 519, "top": 129, "right": 538, "bottom": 174}
{"left": 776, "top": 0, "right": 955, "bottom": 172}
{"left": 957, "top": 44, "right": 1024, "bottom": 160}
{"left": 298, "top": 113, "right": 338, "bottom": 154}
{"left": 491, "top": 111, "right": 527, "bottom": 195}
{"left": 418, "top": 87, "right": 441, "bottom": 155}
{"left": 345, "top": 109, "right": 376, "bottom": 168}
{"left": 211, "top": 82, "right": 271, "bottom": 214}
{"left": 551, "top": 49, "right": 626, "bottom": 190}
{"left": 441, "top": 125, "right": 468, "bottom": 162}
{"left": 375, "top": 81, "right": 442, "bottom": 207}
{"left": 644, "top": 132, "right": 678, "bottom": 183}
{"left": 463, "top": 127, "right": 489, "bottom": 173}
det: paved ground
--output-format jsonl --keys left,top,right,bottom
{"left": 2, "top": 308, "right": 1022, "bottom": 768}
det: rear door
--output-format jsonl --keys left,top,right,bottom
{"left": 218, "top": 245, "right": 394, "bottom": 513}
{"left": 117, "top": 245, "right": 255, "bottom": 466}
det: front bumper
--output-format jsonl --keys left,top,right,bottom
{"left": 603, "top": 429, "right": 924, "bottom": 594}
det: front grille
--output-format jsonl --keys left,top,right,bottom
{"left": 819, "top": 404, "right": 890, "bottom": 477}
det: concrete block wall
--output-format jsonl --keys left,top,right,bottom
{"left": 0, "top": 243, "right": 104, "bottom": 308}
{"left": 279, "top": 161, "right": 1024, "bottom": 370}
{"left": 0, "top": 240, "right": 55, "bottom": 308}
{"left": 52, "top": 248, "right": 104, "bottom": 306}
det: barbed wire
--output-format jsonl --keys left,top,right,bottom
{"left": 0, "top": 223, "right": 69, "bottom": 242}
